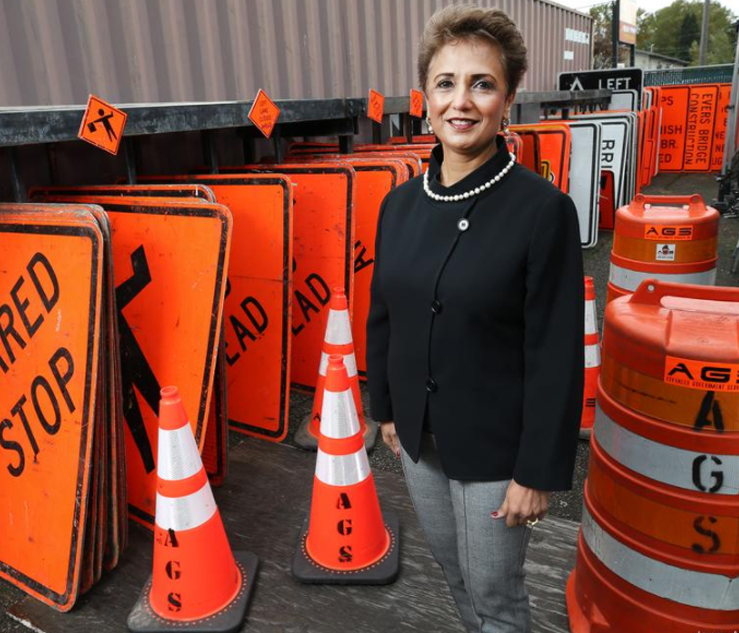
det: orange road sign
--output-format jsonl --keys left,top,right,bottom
{"left": 249, "top": 89, "right": 281, "bottom": 138}
{"left": 712, "top": 84, "right": 731, "bottom": 172}
{"left": 0, "top": 204, "right": 103, "bottom": 611}
{"left": 36, "top": 195, "right": 231, "bottom": 526}
{"left": 30, "top": 184, "right": 226, "bottom": 485}
{"left": 658, "top": 86, "right": 690, "bottom": 172}
{"left": 683, "top": 84, "right": 719, "bottom": 172}
{"left": 368, "top": 89, "right": 385, "bottom": 124}
{"left": 219, "top": 164, "right": 356, "bottom": 391}
{"left": 78, "top": 95, "right": 127, "bottom": 155}
{"left": 139, "top": 174, "right": 294, "bottom": 441}
{"left": 410, "top": 89, "right": 424, "bottom": 118}
{"left": 292, "top": 156, "right": 408, "bottom": 379}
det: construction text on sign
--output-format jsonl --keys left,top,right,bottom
{"left": 78, "top": 95, "right": 127, "bottom": 155}
{"left": 248, "top": 89, "right": 281, "bottom": 138}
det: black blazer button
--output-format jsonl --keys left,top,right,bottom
{"left": 431, "top": 299, "right": 443, "bottom": 314}
{"left": 425, "top": 377, "right": 438, "bottom": 393}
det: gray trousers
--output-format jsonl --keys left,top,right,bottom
{"left": 401, "top": 433, "right": 532, "bottom": 633}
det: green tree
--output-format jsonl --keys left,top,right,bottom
{"left": 636, "top": 1, "right": 736, "bottom": 65}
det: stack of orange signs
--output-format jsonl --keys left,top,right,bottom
{"left": 0, "top": 203, "right": 126, "bottom": 610}
{"left": 213, "top": 165, "right": 355, "bottom": 393}
{"left": 658, "top": 83, "right": 731, "bottom": 173}
{"left": 32, "top": 192, "right": 231, "bottom": 530}
{"left": 32, "top": 184, "right": 230, "bottom": 486}
{"left": 509, "top": 123, "right": 572, "bottom": 193}
{"left": 281, "top": 155, "right": 412, "bottom": 379}
{"left": 138, "top": 174, "right": 294, "bottom": 443}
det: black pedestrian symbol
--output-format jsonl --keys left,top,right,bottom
{"left": 87, "top": 108, "right": 118, "bottom": 142}
{"left": 116, "top": 245, "right": 161, "bottom": 474}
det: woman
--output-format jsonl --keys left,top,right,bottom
{"left": 366, "top": 6, "right": 584, "bottom": 633}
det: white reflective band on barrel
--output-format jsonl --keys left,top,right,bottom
{"left": 155, "top": 484, "right": 217, "bottom": 532}
{"left": 315, "top": 448, "right": 370, "bottom": 486}
{"left": 325, "top": 309, "right": 353, "bottom": 345}
{"left": 157, "top": 424, "right": 202, "bottom": 481}
{"left": 609, "top": 263, "right": 717, "bottom": 292}
{"left": 320, "top": 389, "right": 361, "bottom": 439}
{"left": 585, "top": 300, "right": 597, "bottom": 336}
{"left": 585, "top": 344, "right": 601, "bottom": 369}
{"left": 319, "top": 351, "right": 358, "bottom": 378}
{"left": 582, "top": 506, "right": 739, "bottom": 610}
{"left": 594, "top": 405, "right": 739, "bottom": 494}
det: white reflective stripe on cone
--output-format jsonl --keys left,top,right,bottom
{"left": 585, "top": 300, "right": 597, "bottom": 336}
{"left": 157, "top": 424, "right": 202, "bottom": 481}
{"left": 325, "top": 308, "right": 353, "bottom": 345}
{"left": 585, "top": 344, "right": 601, "bottom": 369}
{"left": 594, "top": 404, "right": 739, "bottom": 494}
{"left": 155, "top": 483, "right": 217, "bottom": 532}
{"left": 319, "top": 351, "right": 358, "bottom": 378}
{"left": 315, "top": 448, "right": 370, "bottom": 486}
{"left": 582, "top": 505, "right": 739, "bottom": 610}
{"left": 608, "top": 263, "right": 717, "bottom": 291}
{"left": 320, "top": 389, "right": 361, "bottom": 439}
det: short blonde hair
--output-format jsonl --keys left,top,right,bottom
{"left": 418, "top": 5, "right": 528, "bottom": 96}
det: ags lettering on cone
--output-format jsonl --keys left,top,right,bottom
{"left": 128, "top": 386, "right": 257, "bottom": 633}
{"left": 294, "top": 288, "right": 378, "bottom": 450}
{"left": 293, "top": 355, "right": 399, "bottom": 584}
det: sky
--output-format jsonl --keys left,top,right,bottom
{"left": 553, "top": 0, "right": 735, "bottom": 16}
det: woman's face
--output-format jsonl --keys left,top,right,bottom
{"left": 425, "top": 38, "right": 514, "bottom": 158}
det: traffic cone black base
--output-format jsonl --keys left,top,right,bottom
{"left": 294, "top": 415, "right": 379, "bottom": 451}
{"left": 127, "top": 552, "right": 258, "bottom": 633}
{"left": 292, "top": 513, "right": 399, "bottom": 585}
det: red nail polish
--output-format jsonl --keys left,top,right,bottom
{"left": 491, "top": 511, "right": 499, "bottom": 518}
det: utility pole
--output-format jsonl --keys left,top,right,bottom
{"left": 612, "top": 0, "right": 620, "bottom": 68}
{"left": 699, "top": 0, "right": 710, "bottom": 65}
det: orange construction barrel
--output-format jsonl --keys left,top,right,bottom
{"left": 567, "top": 280, "right": 739, "bottom": 633}
{"left": 607, "top": 194, "right": 718, "bottom": 303}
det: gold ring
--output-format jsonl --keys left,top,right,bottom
{"left": 525, "top": 519, "right": 539, "bottom": 528}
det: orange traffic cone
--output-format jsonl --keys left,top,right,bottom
{"left": 295, "top": 287, "right": 378, "bottom": 451}
{"left": 580, "top": 276, "right": 601, "bottom": 440}
{"left": 127, "top": 386, "right": 257, "bottom": 632}
{"left": 293, "top": 355, "right": 399, "bottom": 584}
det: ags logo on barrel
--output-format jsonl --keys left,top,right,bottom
{"left": 608, "top": 194, "right": 718, "bottom": 303}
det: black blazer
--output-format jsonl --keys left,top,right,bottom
{"left": 366, "top": 137, "right": 584, "bottom": 490}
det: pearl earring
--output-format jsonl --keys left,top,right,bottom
{"left": 501, "top": 117, "right": 510, "bottom": 133}
{"left": 426, "top": 116, "right": 434, "bottom": 136}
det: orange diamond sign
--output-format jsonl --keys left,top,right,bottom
{"left": 78, "top": 95, "right": 127, "bottom": 155}
{"left": 410, "top": 89, "right": 424, "bottom": 118}
{"left": 368, "top": 89, "right": 385, "bottom": 124}
{"left": 248, "top": 89, "right": 281, "bottom": 138}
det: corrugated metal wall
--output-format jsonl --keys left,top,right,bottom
{"left": 0, "top": 0, "right": 591, "bottom": 107}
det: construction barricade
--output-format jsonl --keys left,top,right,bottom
{"left": 567, "top": 280, "right": 739, "bottom": 633}
{"left": 608, "top": 194, "right": 719, "bottom": 303}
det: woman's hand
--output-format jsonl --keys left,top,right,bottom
{"left": 492, "top": 479, "right": 550, "bottom": 528}
{"left": 379, "top": 421, "right": 401, "bottom": 458}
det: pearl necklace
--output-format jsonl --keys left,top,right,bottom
{"left": 423, "top": 154, "right": 516, "bottom": 202}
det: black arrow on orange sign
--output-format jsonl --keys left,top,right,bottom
{"left": 116, "top": 245, "right": 160, "bottom": 474}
